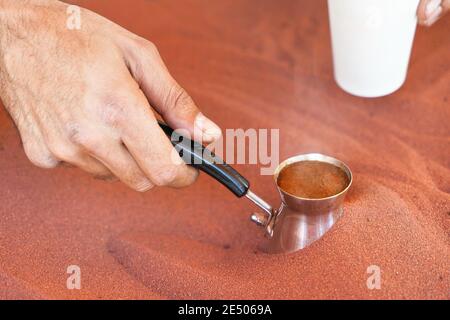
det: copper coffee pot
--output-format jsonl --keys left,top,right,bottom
{"left": 160, "top": 123, "right": 352, "bottom": 254}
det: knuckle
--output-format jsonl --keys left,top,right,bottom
{"left": 187, "top": 170, "right": 199, "bottom": 185}
{"left": 126, "top": 168, "right": 154, "bottom": 192}
{"left": 164, "top": 84, "right": 193, "bottom": 113}
{"left": 100, "top": 96, "right": 127, "bottom": 128}
{"left": 28, "top": 155, "right": 59, "bottom": 169}
{"left": 132, "top": 179, "right": 154, "bottom": 192}
{"left": 80, "top": 137, "right": 102, "bottom": 153}
{"left": 65, "top": 124, "right": 102, "bottom": 153}
{"left": 23, "top": 144, "right": 59, "bottom": 169}
{"left": 130, "top": 39, "right": 160, "bottom": 80}
{"left": 136, "top": 38, "right": 159, "bottom": 55}
{"left": 151, "top": 165, "right": 180, "bottom": 186}
{"left": 66, "top": 122, "right": 86, "bottom": 144}
{"left": 30, "top": 157, "right": 59, "bottom": 169}
{"left": 47, "top": 140, "right": 79, "bottom": 161}
{"left": 177, "top": 168, "right": 199, "bottom": 188}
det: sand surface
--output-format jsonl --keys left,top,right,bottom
{"left": 0, "top": 0, "right": 449, "bottom": 299}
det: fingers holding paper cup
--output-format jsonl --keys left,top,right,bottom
{"left": 418, "top": 0, "right": 450, "bottom": 26}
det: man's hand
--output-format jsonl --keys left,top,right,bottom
{"left": 0, "top": 0, "right": 222, "bottom": 191}
{"left": 418, "top": 0, "right": 449, "bottom": 26}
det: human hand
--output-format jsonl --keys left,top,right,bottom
{"left": 0, "top": 0, "right": 222, "bottom": 191}
{"left": 418, "top": 0, "right": 449, "bottom": 26}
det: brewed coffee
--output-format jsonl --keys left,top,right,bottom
{"left": 277, "top": 161, "right": 349, "bottom": 199}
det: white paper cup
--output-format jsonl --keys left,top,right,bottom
{"left": 328, "top": 0, "right": 420, "bottom": 98}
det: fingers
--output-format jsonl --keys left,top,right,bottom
{"left": 418, "top": 0, "right": 449, "bottom": 26}
{"left": 21, "top": 125, "right": 60, "bottom": 169}
{"left": 10, "top": 104, "right": 143, "bottom": 187}
{"left": 8, "top": 85, "right": 198, "bottom": 191}
{"left": 90, "top": 144, "right": 154, "bottom": 191}
{"left": 69, "top": 125, "right": 154, "bottom": 191}
{"left": 20, "top": 121, "right": 115, "bottom": 179}
{"left": 99, "top": 82, "right": 199, "bottom": 189}
{"left": 6, "top": 104, "right": 60, "bottom": 169}
{"left": 46, "top": 139, "right": 114, "bottom": 180}
{"left": 5, "top": 98, "right": 117, "bottom": 180}
{"left": 120, "top": 38, "right": 222, "bottom": 144}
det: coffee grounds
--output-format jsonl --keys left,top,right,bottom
{"left": 277, "top": 161, "right": 350, "bottom": 199}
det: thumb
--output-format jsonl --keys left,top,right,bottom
{"left": 123, "top": 38, "right": 222, "bottom": 143}
{"left": 158, "top": 81, "right": 222, "bottom": 144}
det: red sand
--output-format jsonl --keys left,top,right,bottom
{"left": 0, "top": 0, "right": 449, "bottom": 299}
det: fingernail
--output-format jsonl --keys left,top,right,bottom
{"left": 426, "top": 0, "right": 441, "bottom": 17}
{"left": 195, "top": 113, "right": 222, "bottom": 143}
{"left": 425, "top": 5, "right": 442, "bottom": 25}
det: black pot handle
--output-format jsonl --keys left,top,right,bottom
{"left": 158, "top": 122, "right": 250, "bottom": 198}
